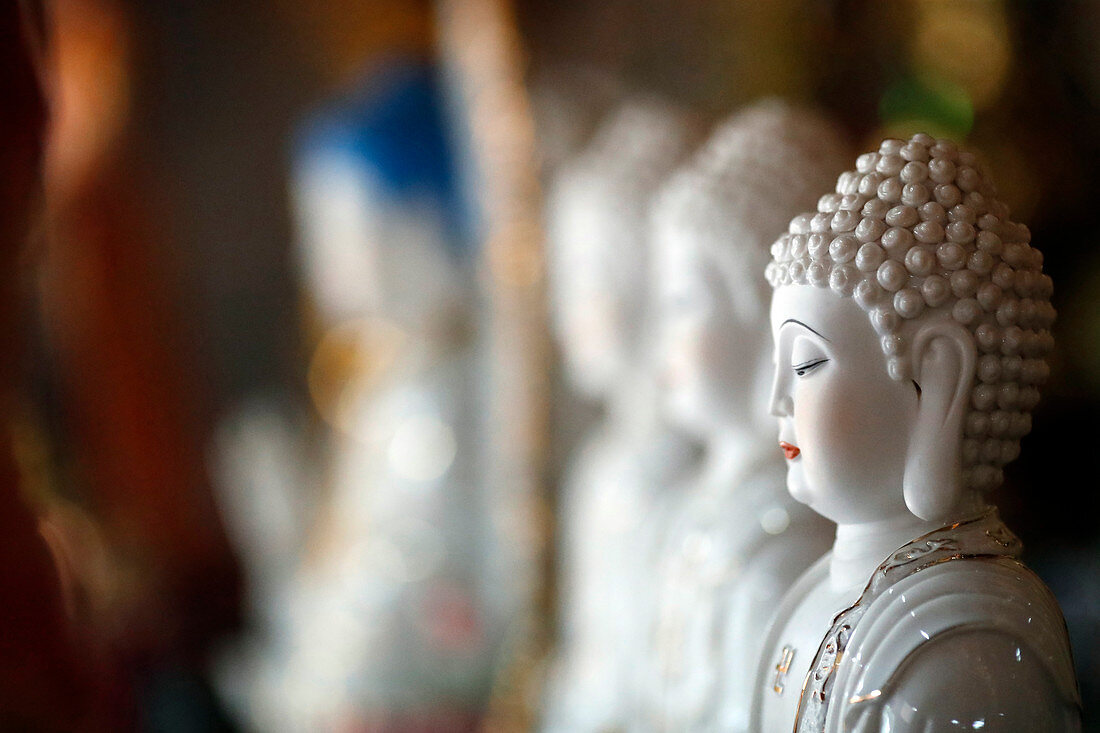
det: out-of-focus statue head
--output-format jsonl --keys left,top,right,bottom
{"left": 546, "top": 98, "right": 696, "bottom": 398}
{"left": 651, "top": 100, "right": 849, "bottom": 439}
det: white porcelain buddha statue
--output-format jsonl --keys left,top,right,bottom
{"left": 540, "top": 98, "right": 700, "bottom": 732}
{"left": 754, "top": 133, "right": 1081, "bottom": 731}
{"left": 220, "top": 62, "right": 501, "bottom": 730}
{"left": 638, "top": 101, "right": 847, "bottom": 731}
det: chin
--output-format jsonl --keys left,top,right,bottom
{"left": 785, "top": 468, "right": 814, "bottom": 506}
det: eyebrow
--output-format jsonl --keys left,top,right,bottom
{"left": 781, "top": 318, "right": 831, "bottom": 342}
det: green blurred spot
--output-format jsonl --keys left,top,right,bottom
{"left": 879, "top": 74, "right": 974, "bottom": 140}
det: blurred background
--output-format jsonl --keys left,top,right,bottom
{"left": 3, "top": 0, "right": 1099, "bottom": 730}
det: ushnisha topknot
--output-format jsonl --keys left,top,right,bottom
{"left": 766, "top": 133, "right": 1055, "bottom": 493}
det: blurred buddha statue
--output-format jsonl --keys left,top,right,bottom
{"left": 639, "top": 101, "right": 845, "bottom": 731}
{"left": 540, "top": 99, "right": 700, "bottom": 732}
{"left": 754, "top": 134, "right": 1081, "bottom": 731}
{"left": 218, "top": 59, "right": 502, "bottom": 731}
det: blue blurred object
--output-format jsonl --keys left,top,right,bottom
{"left": 215, "top": 55, "right": 507, "bottom": 732}
{"left": 294, "top": 58, "right": 473, "bottom": 259}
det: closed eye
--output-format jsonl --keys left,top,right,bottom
{"left": 793, "top": 358, "right": 828, "bottom": 377}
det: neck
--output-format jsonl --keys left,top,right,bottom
{"left": 829, "top": 513, "right": 943, "bottom": 592}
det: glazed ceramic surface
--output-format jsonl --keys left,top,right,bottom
{"left": 754, "top": 134, "right": 1080, "bottom": 732}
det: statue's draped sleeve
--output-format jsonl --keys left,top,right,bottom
{"left": 830, "top": 558, "right": 1081, "bottom": 732}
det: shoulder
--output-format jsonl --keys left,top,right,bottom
{"left": 830, "top": 557, "right": 1080, "bottom": 732}
{"left": 841, "top": 628, "right": 1080, "bottom": 732}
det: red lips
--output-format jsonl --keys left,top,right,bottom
{"left": 779, "top": 441, "right": 800, "bottom": 460}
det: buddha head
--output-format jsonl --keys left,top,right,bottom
{"left": 766, "top": 133, "right": 1054, "bottom": 525}
{"left": 546, "top": 98, "right": 696, "bottom": 398}
{"left": 650, "top": 101, "right": 848, "bottom": 440}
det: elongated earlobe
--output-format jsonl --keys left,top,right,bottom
{"left": 902, "top": 321, "right": 976, "bottom": 521}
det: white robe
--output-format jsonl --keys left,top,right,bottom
{"left": 755, "top": 510, "right": 1081, "bottom": 732}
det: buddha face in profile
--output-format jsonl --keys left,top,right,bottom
{"left": 766, "top": 134, "right": 1054, "bottom": 526}
{"left": 769, "top": 287, "right": 917, "bottom": 524}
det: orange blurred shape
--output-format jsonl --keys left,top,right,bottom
{"left": 45, "top": 0, "right": 130, "bottom": 197}
{"left": 307, "top": 317, "right": 408, "bottom": 436}
{"left": 39, "top": 0, "right": 241, "bottom": 657}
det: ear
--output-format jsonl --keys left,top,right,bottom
{"left": 902, "top": 320, "right": 977, "bottom": 521}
